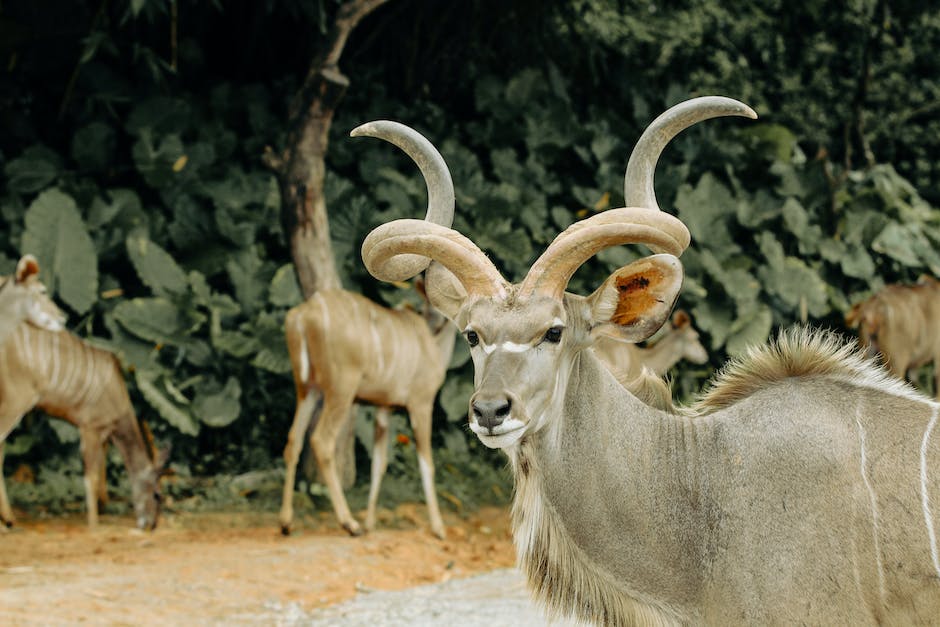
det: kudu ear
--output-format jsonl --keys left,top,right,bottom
{"left": 424, "top": 261, "right": 467, "bottom": 321}
{"left": 672, "top": 309, "right": 691, "bottom": 328}
{"left": 587, "top": 254, "right": 683, "bottom": 343}
{"left": 15, "top": 254, "right": 40, "bottom": 284}
{"left": 845, "top": 303, "right": 862, "bottom": 329}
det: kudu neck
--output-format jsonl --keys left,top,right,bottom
{"left": 514, "top": 348, "right": 706, "bottom": 617}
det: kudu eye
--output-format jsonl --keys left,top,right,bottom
{"left": 543, "top": 326, "right": 563, "bottom": 344}
{"left": 465, "top": 330, "right": 480, "bottom": 347}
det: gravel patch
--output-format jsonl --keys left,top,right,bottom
{"left": 301, "top": 568, "right": 583, "bottom": 626}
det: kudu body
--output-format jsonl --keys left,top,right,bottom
{"left": 592, "top": 309, "right": 707, "bottom": 384}
{"left": 356, "top": 100, "right": 940, "bottom": 625}
{"left": 280, "top": 122, "right": 456, "bottom": 538}
{"left": 847, "top": 277, "right": 940, "bottom": 398}
{"left": 0, "top": 256, "right": 164, "bottom": 530}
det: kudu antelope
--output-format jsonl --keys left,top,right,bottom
{"left": 847, "top": 277, "right": 940, "bottom": 398}
{"left": 279, "top": 122, "right": 456, "bottom": 539}
{"left": 593, "top": 309, "right": 707, "bottom": 385}
{"left": 0, "top": 255, "right": 165, "bottom": 530}
{"left": 357, "top": 98, "right": 940, "bottom": 624}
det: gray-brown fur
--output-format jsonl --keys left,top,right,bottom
{"left": 508, "top": 323, "right": 940, "bottom": 625}
{"left": 357, "top": 97, "right": 940, "bottom": 624}
{"left": 846, "top": 277, "right": 940, "bottom": 398}
{"left": 279, "top": 287, "right": 455, "bottom": 538}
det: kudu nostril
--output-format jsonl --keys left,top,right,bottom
{"left": 472, "top": 397, "right": 512, "bottom": 430}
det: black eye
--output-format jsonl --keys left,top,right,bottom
{"left": 466, "top": 330, "right": 479, "bottom": 347}
{"left": 544, "top": 327, "right": 563, "bottom": 344}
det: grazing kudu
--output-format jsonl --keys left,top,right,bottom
{"left": 0, "top": 255, "right": 165, "bottom": 530}
{"left": 847, "top": 277, "right": 940, "bottom": 398}
{"left": 279, "top": 122, "right": 456, "bottom": 539}
{"left": 593, "top": 309, "right": 707, "bottom": 385}
{"left": 357, "top": 97, "right": 940, "bottom": 625}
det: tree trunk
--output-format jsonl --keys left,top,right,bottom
{"left": 268, "top": 0, "right": 390, "bottom": 490}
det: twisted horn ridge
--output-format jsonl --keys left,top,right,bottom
{"left": 519, "top": 208, "right": 691, "bottom": 299}
{"left": 351, "top": 120, "right": 455, "bottom": 279}
{"left": 520, "top": 96, "right": 756, "bottom": 300}
{"left": 624, "top": 96, "right": 757, "bottom": 211}
{"left": 362, "top": 219, "right": 509, "bottom": 297}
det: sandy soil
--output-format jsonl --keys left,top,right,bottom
{"left": 0, "top": 504, "right": 517, "bottom": 626}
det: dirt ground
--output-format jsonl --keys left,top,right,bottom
{"left": 0, "top": 504, "right": 517, "bottom": 626}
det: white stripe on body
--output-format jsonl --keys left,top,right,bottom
{"left": 920, "top": 403, "right": 940, "bottom": 579}
{"left": 296, "top": 315, "right": 310, "bottom": 384}
{"left": 48, "top": 330, "right": 62, "bottom": 389}
{"left": 854, "top": 411, "right": 886, "bottom": 603}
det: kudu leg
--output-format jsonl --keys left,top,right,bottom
{"left": 79, "top": 428, "right": 107, "bottom": 529}
{"left": 279, "top": 390, "right": 320, "bottom": 535}
{"left": 0, "top": 442, "right": 13, "bottom": 526}
{"left": 934, "top": 360, "right": 940, "bottom": 400}
{"left": 365, "top": 406, "right": 392, "bottom": 532}
{"left": 0, "top": 407, "right": 30, "bottom": 527}
{"left": 311, "top": 386, "right": 362, "bottom": 536}
{"left": 97, "top": 444, "right": 109, "bottom": 507}
{"left": 409, "top": 402, "right": 446, "bottom": 539}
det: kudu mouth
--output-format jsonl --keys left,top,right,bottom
{"left": 469, "top": 390, "right": 527, "bottom": 448}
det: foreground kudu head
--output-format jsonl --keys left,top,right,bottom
{"left": 0, "top": 255, "right": 66, "bottom": 344}
{"left": 359, "top": 97, "right": 755, "bottom": 449}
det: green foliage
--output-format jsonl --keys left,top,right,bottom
{"left": 21, "top": 189, "right": 98, "bottom": 314}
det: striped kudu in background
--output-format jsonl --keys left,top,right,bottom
{"left": 279, "top": 122, "right": 456, "bottom": 538}
{"left": 358, "top": 98, "right": 940, "bottom": 624}
{"left": 592, "top": 309, "right": 707, "bottom": 385}
{"left": 847, "top": 277, "right": 940, "bottom": 399}
{"left": 0, "top": 255, "right": 166, "bottom": 530}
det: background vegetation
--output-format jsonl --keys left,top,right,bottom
{"left": 2, "top": 0, "right": 939, "bottom": 516}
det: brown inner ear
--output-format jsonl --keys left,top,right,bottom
{"left": 611, "top": 268, "right": 665, "bottom": 327}
{"left": 15, "top": 257, "right": 40, "bottom": 283}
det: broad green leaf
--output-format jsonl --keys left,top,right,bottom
{"left": 71, "top": 123, "right": 115, "bottom": 173}
{"left": 21, "top": 188, "right": 98, "bottom": 314}
{"left": 269, "top": 264, "right": 303, "bottom": 307}
{"left": 448, "top": 338, "right": 471, "bottom": 369}
{"left": 136, "top": 372, "right": 200, "bottom": 436}
{"left": 48, "top": 420, "right": 80, "bottom": 444}
{"left": 674, "top": 173, "right": 740, "bottom": 260}
{"left": 213, "top": 329, "right": 260, "bottom": 358}
{"left": 736, "top": 189, "right": 782, "bottom": 228}
{"left": 725, "top": 306, "right": 773, "bottom": 356}
{"left": 113, "top": 297, "right": 181, "bottom": 343}
{"left": 4, "top": 145, "right": 60, "bottom": 193}
{"left": 440, "top": 377, "right": 474, "bottom": 423}
{"left": 126, "top": 234, "right": 188, "bottom": 296}
{"left": 871, "top": 223, "right": 925, "bottom": 267}
{"left": 226, "top": 248, "right": 271, "bottom": 314}
{"left": 252, "top": 347, "right": 292, "bottom": 374}
{"left": 759, "top": 257, "right": 830, "bottom": 318}
{"left": 839, "top": 244, "right": 876, "bottom": 279}
{"left": 691, "top": 299, "right": 735, "bottom": 350}
{"left": 132, "top": 130, "right": 185, "bottom": 188}
{"left": 745, "top": 124, "right": 798, "bottom": 162}
{"left": 87, "top": 189, "right": 141, "bottom": 229}
{"left": 781, "top": 197, "right": 810, "bottom": 239}
{"left": 193, "top": 377, "right": 242, "bottom": 428}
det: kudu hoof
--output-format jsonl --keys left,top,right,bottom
{"left": 343, "top": 521, "right": 364, "bottom": 537}
{"left": 280, "top": 523, "right": 292, "bottom": 536}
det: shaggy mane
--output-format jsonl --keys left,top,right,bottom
{"left": 693, "top": 326, "right": 929, "bottom": 414}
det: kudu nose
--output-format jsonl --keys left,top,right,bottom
{"left": 472, "top": 397, "right": 512, "bottom": 430}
